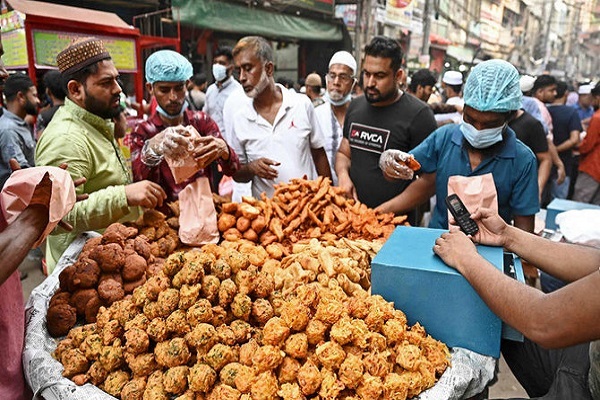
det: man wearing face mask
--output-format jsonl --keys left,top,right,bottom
{"left": 230, "top": 36, "right": 331, "bottom": 198}
{"left": 130, "top": 50, "right": 239, "bottom": 203}
{"left": 203, "top": 46, "right": 243, "bottom": 138}
{"left": 376, "top": 59, "right": 539, "bottom": 233}
{"left": 314, "top": 51, "right": 357, "bottom": 184}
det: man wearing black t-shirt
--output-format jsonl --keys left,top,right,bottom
{"left": 509, "top": 109, "right": 551, "bottom": 198}
{"left": 335, "top": 36, "right": 437, "bottom": 224}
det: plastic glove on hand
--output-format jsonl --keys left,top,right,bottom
{"left": 163, "top": 127, "right": 192, "bottom": 158}
{"left": 379, "top": 149, "right": 417, "bottom": 180}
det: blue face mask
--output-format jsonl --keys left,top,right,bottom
{"left": 156, "top": 101, "right": 189, "bottom": 119}
{"left": 460, "top": 117, "right": 505, "bottom": 149}
{"left": 324, "top": 91, "right": 352, "bottom": 106}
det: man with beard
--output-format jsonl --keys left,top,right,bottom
{"left": 130, "top": 50, "right": 239, "bottom": 203}
{"left": 377, "top": 60, "right": 539, "bottom": 233}
{"left": 36, "top": 37, "right": 166, "bottom": 274}
{"left": 0, "top": 73, "right": 40, "bottom": 189}
{"left": 335, "top": 36, "right": 437, "bottom": 225}
{"left": 314, "top": 51, "right": 357, "bottom": 185}
{"left": 229, "top": 36, "right": 331, "bottom": 198}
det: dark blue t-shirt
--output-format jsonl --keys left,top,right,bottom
{"left": 547, "top": 104, "right": 582, "bottom": 175}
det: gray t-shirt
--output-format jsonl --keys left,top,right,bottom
{"left": 590, "top": 340, "right": 600, "bottom": 400}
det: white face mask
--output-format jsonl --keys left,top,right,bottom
{"left": 212, "top": 64, "right": 228, "bottom": 82}
{"left": 324, "top": 90, "right": 352, "bottom": 106}
{"left": 460, "top": 117, "right": 505, "bottom": 149}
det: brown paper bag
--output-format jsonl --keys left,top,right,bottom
{"left": 447, "top": 173, "right": 498, "bottom": 229}
{"left": 178, "top": 176, "right": 219, "bottom": 245}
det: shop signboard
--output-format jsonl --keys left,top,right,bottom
{"left": 385, "top": 0, "right": 414, "bottom": 29}
{"left": 2, "top": 29, "right": 28, "bottom": 68}
{"left": 32, "top": 30, "right": 137, "bottom": 72}
{"left": 0, "top": 10, "right": 25, "bottom": 33}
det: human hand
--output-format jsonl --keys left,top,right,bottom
{"left": 248, "top": 158, "right": 280, "bottom": 180}
{"left": 162, "top": 127, "right": 192, "bottom": 158}
{"left": 379, "top": 150, "right": 415, "bottom": 181}
{"left": 336, "top": 173, "right": 358, "bottom": 201}
{"left": 125, "top": 180, "right": 166, "bottom": 209}
{"left": 433, "top": 228, "right": 479, "bottom": 272}
{"left": 9, "top": 159, "right": 87, "bottom": 231}
{"left": 191, "top": 136, "right": 229, "bottom": 169}
{"left": 467, "top": 207, "right": 509, "bottom": 247}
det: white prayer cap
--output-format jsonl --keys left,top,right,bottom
{"left": 442, "top": 70, "right": 463, "bottom": 85}
{"left": 329, "top": 51, "right": 357, "bottom": 76}
{"left": 519, "top": 75, "right": 536, "bottom": 93}
{"left": 578, "top": 84, "right": 593, "bottom": 95}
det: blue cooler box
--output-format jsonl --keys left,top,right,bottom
{"left": 545, "top": 198, "right": 600, "bottom": 230}
{"left": 372, "top": 226, "right": 523, "bottom": 358}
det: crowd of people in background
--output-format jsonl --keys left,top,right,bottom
{"left": 0, "top": 31, "right": 600, "bottom": 400}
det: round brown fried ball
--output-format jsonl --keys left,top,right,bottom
{"left": 155, "top": 338, "right": 191, "bottom": 368}
{"left": 47, "top": 303, "right": 77, "bottom": 337}
{"left": 85, "top": 296, "right": 104, "bottom": 323}
{"left": 98, "top": 278, "right": 125, "bottom": 305}
{"left": 123, "top": 254, "right": 147, "bottom": 282}
{"left": 49, "top": 291, "right": 71, "bottom": 308}
{"left": 121, "top": 377, "right": 147, "bottom": 400}
{"left": 125, "top": 328, "right": 150, "bottom": 355}
{"left": 70, "top": 288, "right": 99, "bottom": 317}
{"left": 60, "top": 348, "right": 89, "bottom": 378}
{"left": 188, "top": 363, "right": 216, "bottom": 393}
{"left": 58, "top": 265, "right": 76, "bottom": 292}
{"left": 163, "top": 365, "right": 189, "bottom": 395}
{"left": 102, "top": 370, "right": 130, "bottom": 397}
{"left": 71, "top": 258, "right": 101, "bottom": 288}
{"left": 123, "top": 275, "right": 147, "bottom": 295}
{"left": 91, "top": 243, "right": 126, "bottom": 273}
{"left": 251, "top": 298, "right": 274, "bottom": 326}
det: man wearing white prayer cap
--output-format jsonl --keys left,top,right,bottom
{"left": 314, "top": 50, "right": 357, "bottom": 184}
{"left": 575, "top": 84, "right": 595, "bottom": 131}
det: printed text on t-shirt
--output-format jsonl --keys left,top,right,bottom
{"left": 349, "top": 123, "right": 390, "bottom": 154}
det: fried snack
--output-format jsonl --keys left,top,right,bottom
{"left": 70, "top": 288, "right": 99, "bottom": 317}
{"left": 71, "top": 258, "right": 101, "bottom": 288}
{"left": 123, "top": 275, "right": 147, "bottom": 295}
{"left": 47, "top": 303, "right": 77, "bottom": 337}
{"left": 250, "top": 370, "right": 278, "bottom": 400}
{"left": 230, "top": 320, "right": 252, "bottom": 344}
{"left": 58, "top": 265, "right": 77, "bottom": 292}
{"left": 102, "top": 370, "right": 130, "bottom": 397}
{"left": 98, "top": 339, "right": 124, "bottom": 372}
{"left": 356, "top": 373, "right": 384, "bottom": 399}
{"left": 239, "top": 339, "right": 259, "bottom": 366}
{"left": 314, "top": 296, "right": 345, "bottom": 325}
{"left": 163, "top": 366, "right": 189, "bottom": 395}
{"left": 216, "top": 325, "right": 237, "bottom": 346}
{"left": 126, "top": 353, "right": 158, "bottom": 378}
{"left": 218, "top": 279, "right": 238, "bottom": 308}
{"left": 212, "top": 258, "right": 232, "bottom": 280}
{"left": 316, "top": 341, "right": 346, "bottom": 370}
{"left": 157, "top": 288, "right": 180, "bottom": 316}
{"left": 188, "top": 363, "right": 217, "bottom": 393}
{"left": 278, "top": 382, "right": 304, "bottom": 400}
{"left": 179, "top": 284, "right": 201, "bottom": 310}
{"left": 252, "top": 345, "right": 284, "bottom": 372}
{"left": 305, "top": 318, "right": 328, "bottom": 346}
{"left": 80, "top": 333, "right": 103, "bottom": 359}
{"left": 362, "top": 351, "right": 392, "bottom": 378}
{"left": 261, "top": 317, "right": 290, "bottom": 346}
{"left": 277, "top": 356, "right": 301, "bottom": 384}
{"left": 201, "top": 275, "right": 221, "bottom": 304}
{"left": 280, "top": 298, "right": 310, "bottom": 332}
{"left": 88, "top": 360, "right": 109, "bottom": 386}
{"left": 146, "top": 317, "right": 169, "bottom": 343}
{"left": 253, "top": 271, "right": 275, "bottom": 299}
{"left": 121, "top": 377, "right": 147, "bottom": 400}
{"left": 124, "top": 313, "right": 150, "bottom": 332}
{"left": 102, "top": 223, "right": 137, "bottom": 245}
{"left": 155, "top": 338, "right": 191, "bottom": 367}
{"left": 219, "top": 362, "right": 243, "bottom": 387}
{"left": 319, "top": 369, "right": 345, "bottom": 399}
{"left": 124, "top": 328, "right": 150, "bottom": 355}
{"left": 251, "top": 298, "right": 274, "bottom": 326}
{"left": 61, "top": 348, "right": 89, "bottom": 378}
{"left": 297, "top": 358, "right": 322, "bottom": 396}
{"left": 98, "top": 278, "right": 125, "bottom": 305}
{"left": 218, "top": 213, "right": 237, "bottom": 232}
{"left": 143, "top": 370, "right": 168, "bottom": 400}
{"left": 166, "top": 309, "right": 191, "bottom": 335}
{"left": 234, "top": 269, "right": 256, "bottom": 296}
{"left": 123, "top": 254, "right": 147, "bottom": 282}
{"left": 49, "top": 291, "right": 71, "bottom": 308}
{"left": 283, "top": 333, "right": 308, "bottom": 360}
{"left": 146, "top": 274, "right": 171, "bottom": 301}
{"left": 187, "top": 298, "right": 214, "bottom": 327}
{"left": 230, "top": 293, "right": 252, "bottom": 321}
{"left": 338, "top": 353, "right": 364, "bottom": 389}
{"left": 207, "top": 384, "right": 241, "bottom": 400}
{"left": 204, "top": 343, "right": 237, "bottom": 372}
{"left": 186, "top": 323, "right": 218, "bottom": 355}
{"left": 91, "top": 243, "right": 125, "bottom": 273}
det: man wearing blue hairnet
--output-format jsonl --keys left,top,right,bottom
{"left": 376, "top": 59, "right": 539, "bottom": 234}
{"left": 129, "top": 50, "right": 239, "bottom": 202}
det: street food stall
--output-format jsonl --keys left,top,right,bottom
{"left": 0, "top": 0, "right": 179, "bottom": 112}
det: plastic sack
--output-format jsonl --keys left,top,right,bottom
{"left": 178, "top": 176, "right": 219, "bottom": 246}
{"left": 22, "top": 232, "right": 116, "bottom": 400}
{"left": 556, "top": 209, "right": 600, "bottom": 247}
{"left": 447, "top": 174, "right": 498, "bottom": 228}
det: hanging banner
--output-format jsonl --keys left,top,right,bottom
{"left": 385, "top": 0, "right": 414, "bottom": 29}
{"left": 32, "top": 30, "right": 137, "bottom": 72}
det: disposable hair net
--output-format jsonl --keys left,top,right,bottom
{"left": 463, "top": 60, "right": 522, "bottom": 113}
{"left": 145, "top": 50, "right": 193, "bottom": 84}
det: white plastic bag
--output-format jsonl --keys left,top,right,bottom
{"left": 556, "top": 209, "right": 600, "bottom": 247}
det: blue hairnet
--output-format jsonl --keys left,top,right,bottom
{"left": 145, "top": 50, "right": 193, "bottom": 84}
{"left": 463, "top": 59, "right": 522, "bottom": 113}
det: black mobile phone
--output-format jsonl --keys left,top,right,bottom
{"left": 445, "top": 194, "right": 479, "bottom": 236}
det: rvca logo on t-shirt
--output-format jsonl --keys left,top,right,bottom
{"left": 349, "top": 123, "right": 390, "bottom": 154}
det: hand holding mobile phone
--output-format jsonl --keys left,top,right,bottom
{"left": 445, "top": 194, "right": 479, "bottom": 236}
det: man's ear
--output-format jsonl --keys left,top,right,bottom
{"left": 265, "top": 61, "right": 275, "bottom": 77}
{"left": 67, "top": 80, "right": 84, "bottom": 101}
{"left": 395, "top": 68, "right": 405, "bottom": 86}
{"left": 145, "top": 82, "right": 154, "bottom": 96}
{"left": 16, "top": 90, "right": 27, "bottom": 105}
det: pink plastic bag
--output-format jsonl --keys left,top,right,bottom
{"left": 1, "top": 166, "right": 76, "bottom": 247}
{"left": 164, "top": 126, "right": 202, "bottom": 184}
{"left": 178, "top": 177, "right": 219, "bottom": 245}
{"left": 447, "top": 173, "right": 498, "bottom": 228}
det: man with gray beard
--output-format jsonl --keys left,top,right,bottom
{"left": 229, "top": 36, "right": 331, "bottom": 198}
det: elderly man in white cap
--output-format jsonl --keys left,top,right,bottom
{"left": 129, "top": 50, "right": 239, "bottom": 203}
{"left": 434, "top": 70, "right": 464, "bottom": 126}
{"left": 314, "top": 50, "right": 357, "bottom": 184}
{"left": 575, "top": 84, "right": 595, "bottom": 131}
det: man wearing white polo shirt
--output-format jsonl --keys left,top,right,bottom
{"left": 230, "top": 36, "right": 331, "bottom": 198}
{"left": 435, "top": 70, "right": 464, "bottom": 125}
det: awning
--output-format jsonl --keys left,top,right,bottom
{"left": 172, "top": 0, "right": 343, "bottom": 42}
{"left": 446, "top": 45, "right": 475, "bottom": 63}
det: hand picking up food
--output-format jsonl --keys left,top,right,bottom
{"left": 379, "top": 149, "right": 421, "bottom": 181}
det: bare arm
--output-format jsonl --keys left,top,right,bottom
{"left": 536, "top": 151, "right": 552, "bottom": 197}
{"left": 434, "top": 210, "right": 600, "bottom": 348}
{"left": 555, "top": 130, "right": 580, "bottom": 153}
{"left": 310, "top": 147, "right": 332, "bottom": 179}
{"left": 233, "top": 158, "right": 280, "bottom": 183}
{"left": 547, "top": 139, "right": 566, "bottom": 184}
{"left": 375, "top": 173, "right": 436, "bottom": 215}
{"left": 0, "top": 205, "right": 48, "bottom": 285}
{"left": 513, "top": 214, "right": 535, "bottom": 234}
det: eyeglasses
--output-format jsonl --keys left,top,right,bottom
{"left": 326, "top": 72, "right": 354, "bottom": 83}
